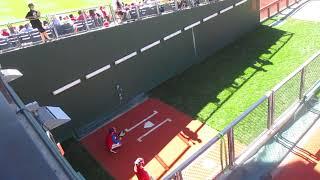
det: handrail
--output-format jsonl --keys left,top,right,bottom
{"left": 48, "top": 4, "right": 111, "bottom": 17}
{"left": 273, "top": 51, "right": 320, "bottom": 92}
{"left": 260, "top": 0, "right": 283, "bottom": 10}
{"left": 163, "top": 95, "right": 268, "bottom": 179}
{"left": 0, "top": 4, "right": 111, "bottom": 26}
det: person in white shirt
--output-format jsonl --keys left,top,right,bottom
{"left": 19, "top": 23, "right": 34, "bottom": 33}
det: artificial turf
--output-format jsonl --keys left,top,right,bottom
{"left": 0, "top": 0, "right": 107, "bottom": 23}
{"left": 151, "top": 18, "right": 320, "bottom": 144}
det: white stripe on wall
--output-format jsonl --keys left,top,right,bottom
{"left": 203, "top": 13, "right": 218, "bottom": 22}
{"left": 163, "top": 30, "right": 182, "bottom": 41}
{"left": 236, "top": 0, "right": 247, "bottom": 6}
{"left": 115, "top": 52, "right": 138, "bottom": 65}
{"left": 141, "top": 40, "right": 161, "bottom": 52}
{"left": 184, "top": 21, "right": 201, "bottom": 31}
{"left": 220, "top": 6, "right": 233, "bottom": 14}
{"left": 85, "top": 64, "right": 111, "bottom": 79}
{"left": 53, "top": 79, "right": 81, "bottom": 95}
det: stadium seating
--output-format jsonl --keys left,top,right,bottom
{"left": 0, "top": 1, "right": 196, "bottom": 54}
{"left": 0, "top": 38, "right": 12, "bottom": 52}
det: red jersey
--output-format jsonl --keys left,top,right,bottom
{"left": 77, "top": 14, "right": 86, "bottom": 21}
{"left": 1, "top": 31, "right": 9, "bottom": 36}
{"left": 106, "top": 133, "right": 114, "bottom": 150}
{"left": 135, "top": 165, "right": 150, "bottom": 180}
{"left": 106, "top": 132, "right": 120, "bottom": 150}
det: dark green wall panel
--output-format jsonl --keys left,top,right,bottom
{"left": 0, "top": 0, "right": 259, "bottom": 139}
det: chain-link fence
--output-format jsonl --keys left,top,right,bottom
{"left": 304, "top": 55, "right": 320, "bottom": 92}
{"left": 179, "top": 134, "right": 229, "bottom": 180}
{"left": 273, "top": 71, "right": 301, "bottom": 120}
{"left": 164, "top": 51, "right": 320, "bottom": 179}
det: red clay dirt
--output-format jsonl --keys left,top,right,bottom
{"left": 81, "top": 98, "right": 217, "bottom": 179}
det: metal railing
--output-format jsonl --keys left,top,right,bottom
{"left": 164, "top": 51, "right": 320, "bottom": 179}
{"left": 0, "top": 0, "right": 212, "bottom": 54}
{"left": 260, "top": 0, "right": 302, "bottom": 21}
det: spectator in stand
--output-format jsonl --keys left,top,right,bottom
{"left": 90, "top": 9, "right": 102, "bottom": 27}
{"left": 131, "top": 3, "right": 136, "bottom": 10}
{"left": 116, "top": 0, "right": 125, "bottom": 21}
{"left": 52, "top": 16, "right": 62, "bottom": 27}
{"left": 134, "top": 158, "right": 152, "bottom": 180}
{"left": 25, "top": 3, "right": 50, "bottom": 43}
{"left": 69, "top": 14, "right": 76, "bottom": 21}
{"left": 52, "top": 16, "right": 63, "bottom": 35}
{"left": 18, "top": 25, "right": 24, "bottom": 32}
{"left": 1, "top": 29, "right": 10, "bottom": 37}
{"left": 8, "top": 25, "right": 18, "bottom": 35}
{"left": 20, "top": 23, "right": 34, "bottom": 33}
{"left": 43, "top": 21, "right": 49, "bottom": 29}
{"left": 77, "top": 10, "right": 87, "bottom": 21}
{"left": 124, "top": 4, "right": 130, "bottom": 11}
{"left": 106, "top": 127, "right": 123, "bottom": 153}
{"left": 96, "top": 13, "right": 104, "bottom": 26}
{"left": 99, "top": 6, "right": 110, "bottom": 21}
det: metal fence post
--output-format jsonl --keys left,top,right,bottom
{"left": 135, "top": 6, "right": 141, "bottom": 20}
{"left": 8, "top": 22, "right": 21, "bottom": 48}
{"left": 175, "top": 0, "right": 179, "bottom": 11}
{"left": 156, "top": 1, "right": 160, "bottom": 15}
{"left": 47, "top": 15, "right": 59, "bottom": 39}
{"left": 299, "top": 68, "right": 305, "bottom": 100}
{"left": 227, "top": 128, "right": 235, "bottom": 167}
{"left": 82, "top": 9, "right": 90, "bottom": 30}
{"left": 108, "top": 5, "right": 118, "bottom": 24}
{"left": 267, "top": 91, "right": 274, "bottom": 129}
{"left": 277, "top": 2, "right": 280, "bottom": 12}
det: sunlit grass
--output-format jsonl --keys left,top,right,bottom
{"left": 152, "top": 18, "right": 320, "bottom": 144}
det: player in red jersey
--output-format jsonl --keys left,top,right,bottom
{"left": 134, "top": 158, "right": 152, "bottom": 180}
{"left": 106, "top": 127, "right": 125, "bottom": 153}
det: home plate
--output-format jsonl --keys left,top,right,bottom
{"left": 144, "top": 121, "right": 155, "bottom": 129}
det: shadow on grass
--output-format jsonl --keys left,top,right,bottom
{"left": 63, "top": 139, "right": 114, "bottom": 180}
{"left": 152, "top": 25, "right": 293, "bottom": 128}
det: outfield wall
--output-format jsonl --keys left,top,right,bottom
{"left": 0, "top": 0, "right": 259, "bottom": 139}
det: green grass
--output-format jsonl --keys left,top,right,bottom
{"left": 152, "top": 18, "right": 320, "bottom": 144}
{"left": 0, "top": 0, "right": 107, "bottom": 23}
{"left": 63, "top": 139, "right": 114, "bottom": 180}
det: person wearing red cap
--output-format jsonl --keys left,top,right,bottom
{"left": 106, "top": 127, "right": 122, "bottom": 153}
{"left": 134, "top": 158, "right": 152, "bottom": 180}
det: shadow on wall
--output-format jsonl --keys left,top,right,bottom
{"left": 151, "top": 24, "right": 293, "bottom": 125}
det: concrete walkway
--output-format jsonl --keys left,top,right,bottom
{"left": 291, "top": 0, "right": 320, "bottom": 22}
{"left": 272, "top": 103, "right": 320, "bottom": 180}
